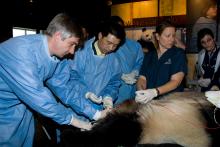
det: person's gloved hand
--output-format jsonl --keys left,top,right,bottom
{"left": 93, "top": 109, "right": 111, "bottom": 120}
{"left": 135, "top": 89, "right": 158, "bottom": 104}
{"left": 121, "top": 74, "right": 137, "bottom": 84}
{"left": 103, "top": 96, "right": 113, "bottom": 109}
{"left": 210, "top": 85, "right": 220, "bottom": 91}
{"left": 121, "top": 70, "right": 139, "bottom": 85}
{"left": 70, "top": 117, "right": 92, "bottom": 130}
{"left": 85, "top": 92, "right": 102, "bottom": 104}
{"left": 198, "top": 78, "right": 211, "bottom": 87}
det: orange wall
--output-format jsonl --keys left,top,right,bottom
{"left": 111, "top": 0, "right": 186, "bottom": 25}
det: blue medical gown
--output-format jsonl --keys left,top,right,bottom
{"left": 114, "top": 39, "right": 144, "bottom": 105}
{"left": 46, "top": 37, "right": 122, "bottom": 119}
{"left": 0, "top": 35, "right": 73, "bottom": 147}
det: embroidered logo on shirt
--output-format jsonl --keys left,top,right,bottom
{"left": 164, "top": 58, "right": 172, "bottom": 64}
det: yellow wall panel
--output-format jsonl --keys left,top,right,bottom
{"left": 173, "top": 0, "right": 186, "bottom": 15}
{"left": 111, "top": 0, "right": 186, "bottom": 24}
{"left": 133, "top": 1, "right": 158, "bottom": 18}
{"left": 160, "top": 0, "right": 186, "bottom": 16}
{"left": 111, "top": 3, "right": 133, "bottom": 25}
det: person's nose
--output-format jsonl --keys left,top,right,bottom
{"left": 69, "top": 46, "right": 75, "bottom": 54}
{"left": 170, "top": 36, "right": 175, "bottom": 43}
{"left": 109, "top": 44, "right": 116, "bottom": 51}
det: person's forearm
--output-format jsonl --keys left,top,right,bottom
{"left": 137, "top": 75, "right": 147, "bottom": 90}
{"left": 156, "top": 79, "right": 182, "bottom": 95}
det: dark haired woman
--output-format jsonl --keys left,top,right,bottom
{"left": 135, "top": 21, "right": 187, "bottom": 103}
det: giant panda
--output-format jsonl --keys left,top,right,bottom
{"left": 59, "top": 92, "right": 220, "bottom": 147}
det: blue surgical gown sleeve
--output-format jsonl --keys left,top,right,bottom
{"left": 46, "top": 59, "right": 99, "bottom": 120}
{"left": 116, "top": 39, "right": 144, "bottom": 74}
{"left": 99, "top": 70, "right": 122, "bottom": 100}
{"left": 0, "top": 51, "right": 72, "bottom": 125}
{"left": 114, "top": 39, "right": 144, "bottom": 104}
{"left": 129, "top": 40, "right": 144, "bottom": 73}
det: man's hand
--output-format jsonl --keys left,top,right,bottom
{"left": 121, "top": 70, "right": 138, "bottom": 85}
{"left": 70, "top": 117, "right": 92, "bottom": 130}
{"left": 103, "top": 96, "right": 113, "bottom": 109}
{"left": 85, "top": 92, "right": 102, "bottom": 104}
{"left": 93, "top": 109, "right": 111, "bottom": 120}
{"left": 135, "top": 89, "right": 158, "bottom": 104}
{"left": 198, "top": 78, "right": 211, "bottom": 87}
{"left": 210, "top": 85, "right": 220, "bottom": 91}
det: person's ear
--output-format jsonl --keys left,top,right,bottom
{"left": 155, "top": 33, "right": 160, "bottom": 41}
{"left": 54, "top": 31, "right": 61, "bottom": 41}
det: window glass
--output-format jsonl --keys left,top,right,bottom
{"left": 13, "top": 27, "right": 36, "bottom": 37}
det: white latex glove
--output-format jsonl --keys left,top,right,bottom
{"left": 210, "top": 85, "right": 220, "bottom": 91}
{"left": 198, "top": 78, "right": 211, "bottom": 87}
{"left": 70, "top": 117, "right": 92, "bottom": 130}
{"left": 205, "top": 91, "right": 220, "bottom": 108}
{"left": 93, "top": 109, "right": 111, "bottom": 120}
{"left": 135, "top": 89, "right": 158, "bottom": 104}
{"left": 103, "top": 96, "right": 113, "bottom": 109}
{"left": 85, "top": 92, "right": 102, "bottom": 104}
{"left": 121, "top": 70, "right": 138, "bottom": 85}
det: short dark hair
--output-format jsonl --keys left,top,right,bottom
{"left": 109, "top": 16, "right": 125, "bottom": 27}
{"left": 156, "top": 20, "right": 176, "bottom": 35}
{"left": 154, "top": 21, "right": 176, "bottom": 49}
{"left": 197, "top": 28, "right": 214, "bottom": 50}
{"left": 97, "top": 21, "right": 126, "bottom": 45}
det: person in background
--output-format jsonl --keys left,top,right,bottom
{"left": 109, "top": 16, "right": 144, "bottom": 105}
{"left": 81, "top": 24, "right": 90, "bottom": 41}
{"left": 197, "top": 28, "right": 220, "bottom": 91}
{"left": 191, "top": 0, "right": 218, "bottom": 52}
{"left": 174, "top": 37, "right": 186, "bottom": 50}
{"left": 0, "top": 13, "right": 92, "bottom": 147}
{"left": 46, "top": 21, "right": 125, "bottom": 121}
{"left": 135, "top": 21, "right": 187, "bottom": 104}
{"left": 137, "top": 27, "right": 156, "bottom": 53}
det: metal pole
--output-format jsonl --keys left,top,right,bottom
{"left": 157, "top": 0, "right": 160, "bottom": 25}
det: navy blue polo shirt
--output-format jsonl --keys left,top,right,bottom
{"left": 140, "top": 47, "right": 187, "bottom": 92}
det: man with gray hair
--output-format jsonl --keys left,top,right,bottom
{"left": 0, "top": 13, "right": 91, "bottom": 147}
